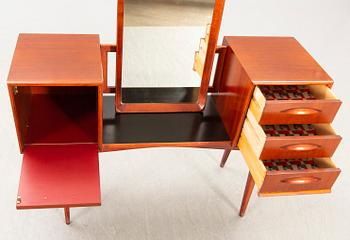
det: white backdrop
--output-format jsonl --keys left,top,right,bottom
{"left": 0, "top": 1, "right": 350, "bottom": 239}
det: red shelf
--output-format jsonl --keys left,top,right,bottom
{"left": 17, "top": 144, "right": 101, "bottom": 209}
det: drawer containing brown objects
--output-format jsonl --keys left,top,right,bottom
{"left": 250, "top": 85, "right": 341, "bottom": 124}
{"left": 238, "top": 133, "right": 341, "bottom": 197}
{"left": 242, "top": 109, "right": 341, "bottom": 160}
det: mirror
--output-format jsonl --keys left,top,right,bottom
{"left": 116, "top": 0, "right": 224, "bottom": 112}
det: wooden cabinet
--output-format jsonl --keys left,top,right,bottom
{"left": 213, "top": 36, "right": 343, "bottom": 216}
{"left": 8, "top": 34, "right": 104, "bottom": 224}
{"left": 8, "top": 34, "right": 104, "bottom": 150}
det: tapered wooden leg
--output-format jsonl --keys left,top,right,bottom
{"left": 64, "top": 207, "right": 70, "bottom": 225}
{"left": 239, "top": 172, "right": 255, "bottom": 217}
{"left": 220, "top": 149, "right": 231, "bottom": 168}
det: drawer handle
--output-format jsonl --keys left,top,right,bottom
{"left": 282, "top": 143, "right": 321, "bottom": 151}
{"left": 281, "top": 177, "right": 321, "bottom": 185}
{"left": 281, "top": 108, "right": 321, "bottom": 115}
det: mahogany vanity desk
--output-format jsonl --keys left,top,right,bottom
{"left": 8, "top": 34, "right": 342, "bottom": 224}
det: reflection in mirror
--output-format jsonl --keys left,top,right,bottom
{"left": 122, "top": 0, "right": 215, "bottom": 103}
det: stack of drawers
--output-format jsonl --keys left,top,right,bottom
{"left": 239, "top": 84, "right": 342, "bottom": 196}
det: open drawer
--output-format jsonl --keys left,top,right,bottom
{"left": 250, "top": 85, "right": 342, "bottom": 124}
{"left": 243, "top": 109, "right": 341, "bottom": 160}
{"left": 17, "top": 144, "right": 100, "bottom": 209}
{"left": 238, "top": 133, "right": 341, "bottom": 197}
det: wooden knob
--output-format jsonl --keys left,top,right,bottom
{"left": 281, "top": 177, "right": 321, "bottom": 184}
{"left": 282, "top": 143, "right": 320, "bottom": 151}
{"left": 281, "top": 108, "right": 320, "bottom": 115}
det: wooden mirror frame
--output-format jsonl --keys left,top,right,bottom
{"left": 115, "top": 0, "right": 225, "bottom": 113}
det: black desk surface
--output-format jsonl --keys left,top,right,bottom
{"left": 122, "top": 87, "right": 199, "bottom": 103}
{"left": 102, "top": 95, "right": 230, "bottom": 144}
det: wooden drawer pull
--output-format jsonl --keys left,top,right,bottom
{"left": 281, "top": 177, "right": 321, "bottom": 185}
{"left": 282, "top": 143, "right": 321, "bottom": 151}
{"left": 281, "top": 108, "right": 321, "bottom": 115}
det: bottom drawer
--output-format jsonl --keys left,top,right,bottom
{"left": 238, "top": 133, "right": 341, "bottom": 197}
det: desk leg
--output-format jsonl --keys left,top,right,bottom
{"left": 220, "top": 149, "right": 231, "bottom": 168}
{"left": 239, "top": 172, "right": 254, "bottom": 217}
{"left": 64, "top": 207, "right": 70, "bottom": 225}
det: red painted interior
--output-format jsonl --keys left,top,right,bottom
{"left": 25, "top": 88, "right": 97, "bottom": 145}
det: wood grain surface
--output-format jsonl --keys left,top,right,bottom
{"left": 224, "top": 36, "right": 333, "bottom": 85}
{"left": 7, "top": 34, "right": 103, "bottom": 86}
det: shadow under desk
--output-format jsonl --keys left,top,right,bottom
{"left": 102, "top": 94, "right": 232, "bottom": 151}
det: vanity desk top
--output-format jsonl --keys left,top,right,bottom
{"left": 7, "top": 33, "right": 103, "bottom": 86}
{"left": 223, "top": 36, "right": 332, "bottom": 85}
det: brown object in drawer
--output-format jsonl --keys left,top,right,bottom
{"left": 238, "top": 133, "right": 341, "bottom": 197}
{"left": 243, "top": 109, "right": 342, "bottom": 160}
{"left": 250, "top": 85, "right": 341, "bottom": 124}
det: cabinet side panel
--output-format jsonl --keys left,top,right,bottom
{"left": 98, "top": 86, "right": 103, "bottom": 150}
{"left": 213, "top": 46, "right": 254, "bottom": 147}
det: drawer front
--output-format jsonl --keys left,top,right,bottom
{"left": 260, "top": 169, "right": 340, "bottom": 195}
{"left": 251, "top": 85, "right": 342, "bottom": 124}
{"left": 239, "top": 131, "right": 341, "bottom": 197}
{"left": 244, "top": 109, "right": 342, "bottom": 160}
{"left": 258, "top": 100, "right": 341, "bottom": 124}
{"left": 260, "top": 136, "right": 342, "bottom": 160}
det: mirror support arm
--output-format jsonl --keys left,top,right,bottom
{"left": 209, "top": 45, "right": 227, "bottom": 93}
{"left": 101, "top": 44, "right": 117, "bottom": 93}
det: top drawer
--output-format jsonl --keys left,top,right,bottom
{"left": 250, "top": 85, "right": 341, "bottom": 124}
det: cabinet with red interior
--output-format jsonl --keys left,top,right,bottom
{"left": 7, "top": 34, "right": 103, "bottom": 224}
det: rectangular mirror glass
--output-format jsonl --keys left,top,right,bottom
{"left": 121, "top": 0, "right": 216, "bottom": 104}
